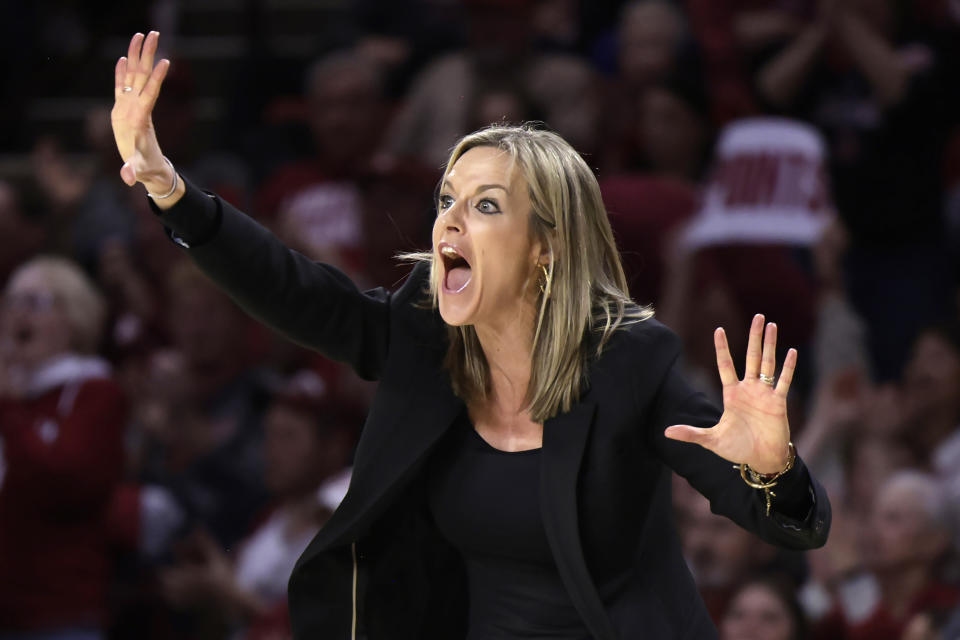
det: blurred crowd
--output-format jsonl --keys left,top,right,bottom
{"left": 1, "top": 0, "right": 960, "bottom": 639}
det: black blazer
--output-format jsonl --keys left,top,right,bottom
{"left": 152, "top": 179, "right": 831, "bottom": 640}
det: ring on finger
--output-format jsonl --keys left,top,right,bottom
{"left": 122, "top": 86, "right": 134, "bottom": 93}
{"left": 758, "top": 373, "right": 775, "bottom": 386}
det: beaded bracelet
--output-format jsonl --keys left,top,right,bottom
{"left": 734, "top": 442, "right": 796, "bottom": 516}
{"left": 146, "top": 156, "right": 179, "bottom": 200}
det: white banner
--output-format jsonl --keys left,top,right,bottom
{"left": 683, "top": 117, "right": 834, "bottom": 249}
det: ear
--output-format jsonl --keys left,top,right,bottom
{"left": 535, "top": 234, "right": 556, "bottom": 267}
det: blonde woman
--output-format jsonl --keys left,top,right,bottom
{"left": 0, "top": 257, "right": 125, "bottom": 640}
{"left": 112, "top": 32, "right": 830, "bottom": 640}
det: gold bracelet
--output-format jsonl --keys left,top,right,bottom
{"left": 734, "top": 442, "right": 796, "bottom": 516}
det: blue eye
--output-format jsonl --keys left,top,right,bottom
{"left": 438, "top": 194, "right": 454, "bottom": 211}
{"left": 476, "top": 198, "right": 501, "bottom": 214}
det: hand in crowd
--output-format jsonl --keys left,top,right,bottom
{"left": 806, "top": 510, "right": 862, "bottom": 586}
{"left": 665, "top": 314, "right": 796, "bottom": 475}
{"left": 161, "top": 529, "right": 267, "bottom": 619}
{"left": 797, "top": 368, "right": 866, "bottom": 461}
{"left": 160, "top": 529, "right": 235, "bottom": 609}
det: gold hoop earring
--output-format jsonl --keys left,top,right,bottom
{"left": 538, "top": 263, "right": 551, "bottom": 297}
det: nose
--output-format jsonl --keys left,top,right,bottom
{"left": 439, "top": 199, "right": 465, "bottom": 233}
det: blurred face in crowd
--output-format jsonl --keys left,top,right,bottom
{"left": 639, "top": 86, "right": 706, "bottom": 178}
{"left": 433, "top": 145, "right": 545, "bottom": 329}
{"left": 167, "top": 282, "right": 245, "bottom": 372}
{"left": 845, "top": 437, "right": 913, "bottom": 513}
{"left": 618, "top": 1, "right": 684, "bottom": 88}
{"left": 720, "top": 583, "right": 796, "bottom": 640}
{"left": 467, "top": 3, "right": 533, "bottom": 67}
{"left": 307, "top": 60, "right": 383, "bottom": 169}
{"left": 867, "top": 479, "right": 947, "bottom": 572}
{"left": 473, "top": 91, "right": 529, "bottom": 131}
{"left": 901, "top": 331, "right": 960, "bottom": 431}
{"left": 264, "top": 403, "right": 335, "bottom": 497}
{"left": 1, "top": 267, "right": 72, "bottom": 368}
{"left": 134, "top": 349, "right": 197, "bottom": 446}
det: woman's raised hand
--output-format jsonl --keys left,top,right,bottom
{"left": 665, "top": 314, "right": 796, "bottom": 475}
{"left": 111, "top": 32, "right": 176, "bottom": 198}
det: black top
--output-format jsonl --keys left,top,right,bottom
{"left": 427, "top": 410, "right": 590, "bottom": 640}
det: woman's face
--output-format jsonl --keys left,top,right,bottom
{"left": 721, "top": 584, "right": 795, "bottom": 640}
{"left": 902, "top": 332, "right": 960, "bottom": 427}
{"left": 867, "top": 482, "right": 938, "bottom": 570}
{"left": 1, "top": 268, "right": 72, "bottom": 368}
{"left": 639, "top": 87, "right": 705, "bottom": 178}
{"left": 432, "top": 146, "right": 545, "bottom": 330}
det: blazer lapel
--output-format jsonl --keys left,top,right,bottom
{"left": 296, "top": 362, "right": 464, "bottom": 567}
{"left": 541, "top": 399, "right": 618, "bottom": 640}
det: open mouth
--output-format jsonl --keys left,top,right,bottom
{"left": 440, "top": 244, "right": 472, "bottom": 293}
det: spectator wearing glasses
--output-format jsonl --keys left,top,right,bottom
{"left": 0, "top": 256, "right": 126, "bottom": 640}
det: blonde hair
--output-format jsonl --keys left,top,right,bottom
{"left": 407, "top": 123, "right": 652, "bottom": 421}
{"left": 7, "top": 255, "right": 107, "bottom": 354}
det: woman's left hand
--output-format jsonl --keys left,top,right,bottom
{"left": 665, "top": 313, "right": 796, "bottom": 475}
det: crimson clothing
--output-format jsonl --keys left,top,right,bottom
{"left": 0, "top": 367, "right": 126, "bottom": 631}
{"left": 600, "top": 175, "right": 697, "bottom": 305}
{"left": 815, "top": 580, "right": 960, "bottom": 640}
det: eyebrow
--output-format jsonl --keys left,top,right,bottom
{"left": 441, "top": 180, "right": 510, "bottom": 195}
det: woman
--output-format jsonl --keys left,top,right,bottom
{"left": 111, "top": 31, "right": 830, "bottom": 639}
{"left": 720, "top": 576, "right": 808, "bottom": 640}
{"left": 0, "top": 256, "right": 126, "bottom": 639}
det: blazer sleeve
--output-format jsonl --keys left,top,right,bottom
{"left": 645, "top": 328, "right": 832, "bottom": 550}
{"left": 148, "top": 177, "right": 414, "bottom": 381}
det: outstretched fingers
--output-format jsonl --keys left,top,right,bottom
{"left": 141, "top": 58, "right": 170, "bottom": 109}
{"left": 664, "top": 424, "right": 715, "bottom": 447}
{"left": 123, "top": 33, "right": 144, "bottom": 91}
{"left": 114, "top": 57, "right": 127, "bottom": 98}
{"left": 744, "top": 313, "right": 764, "bottom": 379}
{"left": 714, "top": 327, "right": 739, "bottom": 387}
{"left": 760, "top": 322, "right": 777, "bottom": 380}
{"left": 133, "top": 31, "right": 159, "bottom": 93}
{"left": 775, "top": 348, "right": 798, "bottom": 397}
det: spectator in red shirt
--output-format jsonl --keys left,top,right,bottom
{"left": 0, "top": 256, "right": 126, "bottom": 639}
{"left": 255, "top": 49, "right": 434, "bottom": 289}
{"left": 814, "top": 470, "right": 959, "bottom": 640}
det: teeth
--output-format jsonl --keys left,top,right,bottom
{"left": 441, "top": 246, "right": 459, "bottom": 258}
